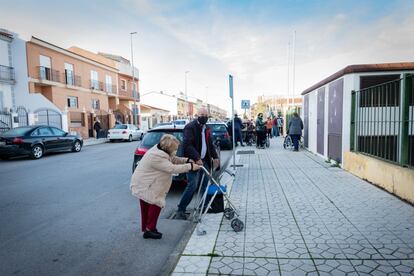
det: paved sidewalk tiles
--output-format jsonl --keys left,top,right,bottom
{"left": 172, "top": 138, "right": 414, "bottom": 275}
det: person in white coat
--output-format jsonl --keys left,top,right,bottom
{"left": 130, "top": 134, "right": 200, "bottom": 239}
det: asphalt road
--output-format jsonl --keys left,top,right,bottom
{"left": 0, "top": 141, "right": 232, "bottom": 276}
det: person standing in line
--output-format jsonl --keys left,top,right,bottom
{"left": 255, "top": 113, "right": 266, "bottom": 148}
{"left": 277, "top": 115, "right": 284, "bottom": 136}
{"left": 266, "top": 117, "right": 273, "bottom": 139}
{"left": 130, "top": 134, "right": 201, "bottom": 239}
{"left": 272, "top": 116, "right": 279, "bottom": 137}
{"left": 288, "top": 112, "right": 304, "bottom": 151}
{"left": 175, "top": 107, "right": 220, "bottom": 220}
{"left": 234, "top": 114, "right": 245, "bottom": 147}
{"left": 94, "top": 118, "right": 102, "bottom": 139}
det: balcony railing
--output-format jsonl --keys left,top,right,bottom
{"left": 90, "top": 80, "right": 104, "bottom": 91}
{"left": 64, "top": 70, "right": 82, "bottom": 87}
{"left": 105, "top": 84, "right": 117, "bottom": 94}
{"left": 0, "top": 65, "right": 15, "bottom": 82}
{"left": 38, "top": 66, "right": 60, "bottom": 82}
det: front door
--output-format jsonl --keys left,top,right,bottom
{"left": 317, "top": 87, "right": 325, "bottom": 155}
{"left": 303, "top": 95, "right": 309, "bottom": 148}
{"left": 328, "top": 78, "right": 344, "bottom": 163}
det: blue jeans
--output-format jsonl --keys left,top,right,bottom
{"left": 177, "top": 162, "right": 211, "bottom": 212}
{"left": 272, "top": 126, "right": 279, "bottom": 137}
{"left": 291, "top": 134, "right": 300, "bottom": 151}
{"left": 235, "top": 129, "right": 244, "bottom": 145}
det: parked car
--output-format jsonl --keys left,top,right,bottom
{"left": 107, "top": 124, "right": 144, "bottom": 142}
{"left": 132, "top": 124, "right": 187, "bottom": 183}
{"left": 0, "top": 125, "right": 83, "bottom": 160}
{"left": 153, "top": 122, "right": 172, "bottom": 128}
{"left": 172, "top": 119, "right": 190, "bottom": 126}
{"left": 207, "top": 122, "right": 232, "bottom": 150}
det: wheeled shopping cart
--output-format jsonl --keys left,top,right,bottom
{"left": 192, "top": 166, "right": 244, "bottom": 235}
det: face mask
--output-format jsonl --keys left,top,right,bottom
{"left": 198, "top": 116, "right": 208, "bottom": 125}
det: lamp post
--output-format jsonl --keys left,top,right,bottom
{"left": 184, "top": 71, "right": 189, "bottom": 118}
{"left": 130, "top": 31, "right": 138, "bottom": 126}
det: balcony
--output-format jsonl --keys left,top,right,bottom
{"left": 64, "top": 70, "right": 82, "bottom": 87}
{"left": 38, "top": 66, "right": 60, "bottom": 83}
{"left": 90, "top": 80, "right": 104, "bottom": 92}
{"left": 105, "top": 84, "right": 117, "bottom": 95}
{"left": 0, "top": 65, "right": 15, "bottom": 83}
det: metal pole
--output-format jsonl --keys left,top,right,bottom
{"left": 287, "top": 41, "right": 290, "bottom": 107}
{"left": 229, "top": 75, "right": 236, "bottom": 170}
{"left": 185, "top": 71, "right": 189, "bottom": 118}
{"left": 292, "top": 30, "right": 296, "bottom": 109}
{"left": 130, "top": 32, "right": 138, "bottom": 126}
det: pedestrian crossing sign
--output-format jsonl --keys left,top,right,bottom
{"left": 241, "top": 100, "right": 250, "bottom": 109}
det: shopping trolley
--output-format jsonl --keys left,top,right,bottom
{"left": 192, "top": 166, "right": 244, "bottom": 235}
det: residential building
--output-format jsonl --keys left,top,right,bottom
{"left": 0, "top": 29, "right": 62, "bottom": 132}
{"left": 98, "top": 52, "right": 139, "bottom": 125}
{"left": 26, "top": 37, "right": 118, "bottom": 138}
{"left": 301, "top": 62, "right": 414, "bottom": 203}
{"left": 140, "top": 104, "right": 170, "bottom": 130}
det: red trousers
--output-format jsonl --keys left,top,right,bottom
{"left": 139, "top": 200, "right": 161, "bottom": 232}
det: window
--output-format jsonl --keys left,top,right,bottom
{"left": 90, "top": 70, "right": 99, "bottom": 90}
{"left": 120, "top": 79, "right": 126, "bottom": 90}
{"left": 105, "top": 75, "right": 112, "bottom": 93}
{"left": 39, "top": 55, "right": 51, "bottom": 80}
{"left": 92, "top": 99, "right": 100, "bottom": 110}
{"left": 50, "top": 127, "right": 66, "bottom": 136}
{"left": 0, "top": 91, "right": 3, "bottom": 110}
{"left": 64, "top": 63, "right": 74, "bottom": 85}
{"left": 37, "top": 127, "right": 54, "bottom": 136}
{"left": 67, "top": 97, "right": 78, "bottom": 108}
{"left": 70, "top": 112, "right": 84, "bottom": 127}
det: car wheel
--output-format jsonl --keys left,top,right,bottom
{"left": 1, "top": 156, "right": 10, "bottom": 160}
{"left": 109, "top": 139, "right": 115, "bottom": 143}
{"left": 128, "top": 135, "right": 133, "bottom": 142}
{"left": 31, "top": 144, "right": 44, "bottom": 159}
{"left": 72, "top": 140, "right": 82, "bottom": 152}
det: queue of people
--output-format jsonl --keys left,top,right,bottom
{"left": 130, "top": 107, "right": 303, "bottom": 239}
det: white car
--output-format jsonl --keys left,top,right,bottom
{"left": 107, "top": 124, "right": 144, "bottom": 142}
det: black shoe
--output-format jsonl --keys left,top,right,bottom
{"left": 175, "top": 211, "right": 187, "bottom": 220}
{"left": 154, "top": 229, "right": 163, "bottom": 237}
{"left": 143, "top": 230, "right": 162, "bottom": 239}
{"left": 241, "top": 144, "right": 245, "bottom": 147}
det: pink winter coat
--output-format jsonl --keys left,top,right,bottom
{"left": 130, "top": 145, "right": 192, "bottom": 208}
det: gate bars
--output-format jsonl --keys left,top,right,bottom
{"left": 351, "top": 74, "right": 414, "bottom": 167}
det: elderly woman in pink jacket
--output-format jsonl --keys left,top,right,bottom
{"left": 130, "top": 134, "right": 200, "bottom": 239}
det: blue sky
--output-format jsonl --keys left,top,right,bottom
{"left": 1, "top": 0, "right": 414, "bottom": 112}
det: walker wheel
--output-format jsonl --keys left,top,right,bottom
{"left": 231, "top": 218, "right": 244, "bottom": 232}
{"left": 224, "top": 208, "right": 235, "bottom": 220}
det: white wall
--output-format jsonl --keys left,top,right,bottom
{"left": 0, "top": 39, "right": 10, "bottom": 66}
{"left": 141, "top": 93, "right": 177, "bottom": 115}
{"left": 11, "top": 34, "right": 61, "bottom": 113}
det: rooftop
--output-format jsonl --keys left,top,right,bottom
{"left": 301, "top": 62, "right": 414, "bottom": 95}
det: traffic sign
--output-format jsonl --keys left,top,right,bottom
{"left": 229, "top": 75, "right": 234, "bottom": 99}
{"left": 241, "top": 100, "right": 250, "bottom": 109}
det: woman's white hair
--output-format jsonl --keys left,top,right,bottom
{"left": 159, "top": 134, "right": 180, "bottom": 154}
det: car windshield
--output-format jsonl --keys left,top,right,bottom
{"left": 1, "top": 127, "right": 33, "bottom": 136}
{"left": 208, "top": 124, "right": 227, "bottom": 132}
{"left": 113, "top": 125, "right": 128, "bottom": 129}
{"left": 141, "top": 131, "right": 183, "bottom": 148}
{"left": 173, "top": 121, "right": 186, "bottom": 125}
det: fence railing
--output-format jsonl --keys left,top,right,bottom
{"left": 351, "top": 74, "right": 414, "bottom": 167}
{"left": 0, "top": 65, "right": 15, "bottom": 82}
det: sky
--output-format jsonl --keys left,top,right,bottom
{"left": 1, "top": 0, "right": 414, "bottom": 113}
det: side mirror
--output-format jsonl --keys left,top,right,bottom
{"left": 64, "top": 132, "right": 69, "bottom": 137}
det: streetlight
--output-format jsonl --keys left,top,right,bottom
{"left": 184, "top": 71, "right": 189, "bottom": 118}
{"left": 130, "top": 31, "right": 138, "bottom": 126}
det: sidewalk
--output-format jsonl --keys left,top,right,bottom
{"left": 172, "top": 137, "right": 414, "bottom": 275}
{"left": 83, "top": 138, "right": 108, "bottom": 147}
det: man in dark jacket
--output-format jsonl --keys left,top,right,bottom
{"left": 176, "top": 107, "right": 219, "bottom": 219}
{"left": 234, "top": 114, "right": 245, "bottom": 146}
{"left": 94, "top": 118, "right": 102, "bottom": 139}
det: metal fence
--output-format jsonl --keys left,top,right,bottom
{"left": 0, "top": 65, "right": 15, "bottom": 82}
{"left": 34, "top": 108, "right": 62, "bottom": 129}
{"left": 351, "top": 74, "right": 414, "bottom": 167}
{"left": 0, "top": 110, "right": 12, "bottom": 132}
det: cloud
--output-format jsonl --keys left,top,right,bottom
{"left": 1, "top": 0, "right": 414, "bottom": 114}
